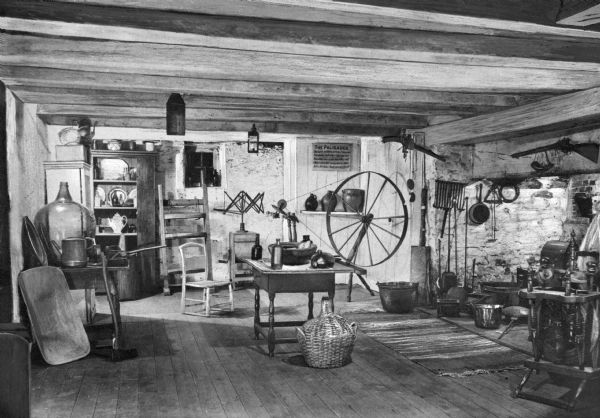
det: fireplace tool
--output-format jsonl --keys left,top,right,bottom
{"left": 433, "top": 180, "right": 466, "bottom": 238}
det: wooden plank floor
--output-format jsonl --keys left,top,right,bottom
{"left": 30, "top": 285, "right": 600, "bottom": 418}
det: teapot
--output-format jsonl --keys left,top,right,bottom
{"left": 108, "top": 213, "right": 128, "bottom": 233}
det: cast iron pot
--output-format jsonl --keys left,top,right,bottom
{"left": 468, "top": 184, "right": 490, "bottom": 225}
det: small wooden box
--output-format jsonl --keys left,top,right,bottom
{"left": 55, "top": 145, "right": 89, "bottom": 161}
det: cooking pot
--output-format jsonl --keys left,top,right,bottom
{"left": 468, "top": 184, "right": 490, "bottom": 225}
{"left": 472, "top": 304, "right": 503, "bottom": 329}
{"left": 61, "top": 237, "right": 93, "bottom": 267}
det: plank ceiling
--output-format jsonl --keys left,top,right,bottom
{"left": 2, "top": 0, "right": 600, "bottom": 146}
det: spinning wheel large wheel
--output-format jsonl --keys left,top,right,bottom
{"left": 326, "top": 171, "right": 408, "bottom": 268}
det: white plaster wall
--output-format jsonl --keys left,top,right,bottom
{"left": 6, "top": 92, "right": 51, "bottom": 321}
{"left": 159, "top": 139, "right": 285, "bottom": 280}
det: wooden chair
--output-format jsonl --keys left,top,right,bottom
{"left": 0, "top": 332, "right": 31, "bottom": 418}
{"left": 179, "top": 242, "right": 233, "bottom": 316}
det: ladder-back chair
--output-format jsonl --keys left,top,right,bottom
{"left": 179, "top": 242, "right": 233, "bottom": 316}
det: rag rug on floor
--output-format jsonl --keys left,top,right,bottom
{"left": 352, "top": 312, "right": 529, "bottom": 377}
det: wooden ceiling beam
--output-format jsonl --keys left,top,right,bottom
{"left": 46, "top": 0, "right": 600, "bottom": 38}
{"left": 1, "top": 68, "right": 550, "bottom": 107}
{"left": 421, "top": 87, "right": 600, "bottom": 145}
{"left": 37, "top": 104, "right": 429, "bottom": 128}
{"left": 38, "top": 115, "right": 410, "bottom": 136}
{"left": 3, "top": 34, "right": 600, "bottom": 92}
{"left": 10, "top": 86, "right": 544, "bottom": 117}
{"left": 3, "top": 2, "right": 600, "bottom": 64}
{"left": 556, "top": 1, "right": 600, "bottom": 26}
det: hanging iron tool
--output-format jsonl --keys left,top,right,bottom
{"left": 464, "top": 197, "right": 469, "bottom": 292}
{"left": 382, "top": 129, "right": 447, "bottom": 161}
{"left": 419, "top": 156, "right": 428, "bottom": 246}
{"left": 468, "top": 184, "right": 490, "bottom": 225}
{"left": 440, "top": 201, "right": 458, "bottom": 295}
{"left": 433, "top": 180, "right": 466, "bottom": 238}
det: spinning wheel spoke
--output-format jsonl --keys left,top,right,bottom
{"left": 338, "top": 222, "right": 363, "bottom": 254}
{"left": 329, "top": 219, "right": 363, "bottom": 237}
{"left": 371, "top": 215, "right": 405, "bottom": 221}
{"left": 368, "top": 226, "right": 391, "bottom": 257}
{"left": 366, "top": 180, "right": 387, "bottom": 215}
{"left": 364, "top": 171, "right": 372, "bottom": 214}
{"left": 370, "top": 221, "right": 403, "bottom": 241}
{"left": 366, "top": 229, "right": 374, "bottom": 266}
{"left": 326, "top": 171, "right": 408, "bottom": 267}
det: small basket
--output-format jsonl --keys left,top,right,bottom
{"left": 436, "top": 298, "right": 461, "bottom": 317}
{"left": 296, "top": 297, "right": 357, "bottom": 368}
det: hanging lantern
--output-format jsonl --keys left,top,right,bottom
{"left": 166, "top": 93, "right": 185, "bottom": 135}
{"left": 248, "top": 123, "right": 259, "bottom": 154}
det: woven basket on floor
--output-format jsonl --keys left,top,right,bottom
{"left": 296, "top": 297, "right": 357, "bottom": 368}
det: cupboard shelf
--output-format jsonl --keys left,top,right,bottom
{"left": 164, "top": 232, "right": 207, "bottom": 240}
{"left": 94, "top": 206, "right": 137, "bottom": 210}
{"left": 300, "top": 210, "right": 360, "bottom": 217}
{"left": 93, "top": 180, "right": 137, "bottom": 185}
{"left": 90, "top": 149, "right": 158, "bottom": 299}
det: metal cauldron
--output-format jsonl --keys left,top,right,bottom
{"left": 472, "top": 304, "right": 503, "bottom": 329}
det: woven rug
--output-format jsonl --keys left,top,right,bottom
{"left": 352, "top": 312, "right": 529, "bottom": 377}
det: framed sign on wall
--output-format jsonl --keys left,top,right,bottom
{"left": 312, "top": 143, "right": 354, "bottom": 171}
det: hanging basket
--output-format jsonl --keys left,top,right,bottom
{"left": 296, "top": 297, "right": 357, "bottom": 368}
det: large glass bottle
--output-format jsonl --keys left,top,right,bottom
{"left": 271, "top": 238, "right": 283, "bottom": 270}
{"left": 34, "top": 182, "right": 96, "bottom": 250}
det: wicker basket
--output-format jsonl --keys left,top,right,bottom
{"left": 296, "top": 297, "right": 357, "bottom": 368}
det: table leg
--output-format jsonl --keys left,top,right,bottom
{"left": 268, "top": 292, "right": 275, "bottom": 358}
{"left": 534, "top": 299, "right": 544, "bottom": 361}
{"left": 347, "top": 273, "right": 354, "bottom": 302}
{"left": 100, "top": 255, "right": 137, "bottom": 361}
{"left": 308, "top": 292, "right": 314, "bottom": 320}
{"left": 254, "top": 285, "right": 260, "bottom": 340}
{"left": 592, "top": 300, "right": 600, "bottom": 368}
{"left": 575, "top": 304, "right": 586, "bottom": 371}
{"left": 328, "top": 288, "right": 335, "bottom": 313}
{"left": 84, "top": 288, "right": 95, "bottom": 324}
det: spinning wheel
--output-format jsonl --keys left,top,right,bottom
{"left": 325, "top": 171, "right": 408, "bottom": 268}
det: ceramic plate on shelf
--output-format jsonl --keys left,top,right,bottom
{"left": 123, "top": 188, "right": 137, "bottom": 207}
{"left": 107, "top": 187, "right": 127, "bottom": 207}
{"left": 99, "top": 158, "right": 129, "bottom": 180}
{"left": 95, "top": 186, "right": 106, "bottom": 206}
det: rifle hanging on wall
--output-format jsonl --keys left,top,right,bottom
{"left": 511, "top": 138, "right": 600, "bottom": 164}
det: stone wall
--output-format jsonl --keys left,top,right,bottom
{"left": 427, "top": 141, "right": 593, "bottom": 290}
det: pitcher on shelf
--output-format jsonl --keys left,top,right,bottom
{"left": 108, "top": 213, "right": 128, "bottom": 234}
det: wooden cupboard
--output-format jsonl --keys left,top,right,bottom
{"left": 90, "top": 150, "right": 158, "bottom": 298}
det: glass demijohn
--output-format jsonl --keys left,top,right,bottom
{"left": 34, "top": 182, "right": 96, "bottom": 250}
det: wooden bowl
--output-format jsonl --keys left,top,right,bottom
{"left": 268, "top": 242, "right": 317, "bottom": 265}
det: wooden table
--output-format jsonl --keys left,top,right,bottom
{"left": 515, "top": 288, "right": 600, "bottom": 410}
{"left": 61, "top": 256, "right": 137, "bottom": 361}
{"left": 243, "top": 259, "right": 364, "bottom": 357}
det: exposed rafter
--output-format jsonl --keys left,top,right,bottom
{"left": 556, "top": 0, "right": 600, "bottom": 27}
{"left": 1, "top": 0, "right": 600, "bottom": 137}
{"left": 421, "top": 87, "right": 600, "bottom": 145}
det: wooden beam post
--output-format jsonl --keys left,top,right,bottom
{"left": 421, "top": 87, "right": 600, "bottom": 145}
